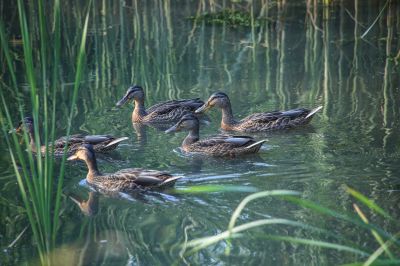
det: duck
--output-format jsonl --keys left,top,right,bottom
{"left": 165, "top": 114, "right": 266, "bottom": 157}
{"left": 67, "top": 144, "right": 182, "bottom": 192}
{"left": 16, "top": 117, "right": 128, "bottom": 156}
{"left": 116, "top": 85, "right": 205, "bottom": 123}
{"left": 195, "top": 92, "right": 323, "bottom": 132}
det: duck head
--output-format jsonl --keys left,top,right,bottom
{"left": 165, "top": 114, "right": 199, "bottom": 133}
{"left": 15, "top": 117, "right": 34, "bottom": 134}
{"left": 116, "top": 85, "right": 145, "bottom": 107}
{"left": 195, "top": 92, "right": 230, "bottom": 113}
{"left": 67, "top": 144, "right": 96, "bottom": 162}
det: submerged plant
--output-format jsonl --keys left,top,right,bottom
{"left": 188, "top": 9, "right": 263, "bottom": 27}
{"left": 183, "top": 187, "right": 400, "bottom": 265}
{"left": 0, "top": 0, "right": 91, "bottom": 264}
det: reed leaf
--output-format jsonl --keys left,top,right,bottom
{"left": 228, "top": 190, "right": 301, "bottom": 233}
{"left": 175, "top": 185, "right": 258, "bottom": 194}
{"left": 346, "top": 186, "right": 392, "bottom": 220}
{"left": 0, "top": 0, "right": 92, "bottom": 263}
{"left": 353, "top": 204, "right": 394, "bottom": 259}
{"left": 52, "top": 0, "right": 92, "bottom": 243}
{"left": 363, "top": 232, "right": 400, "bottom": 266}
{"left": 0, "top": 21, "right": 18, "bottom": 89}
{"left": 185, "top": 218, "right": 329, "bottom": 254}
{"left": 283, "top": 196, "right": 400, "bottom": 245}
{"left": 258, "top": 235, "right": 369, "bottom": 257}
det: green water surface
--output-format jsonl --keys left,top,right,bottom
{"left": 1, "top": 1, "right": 399, "bottom": 265}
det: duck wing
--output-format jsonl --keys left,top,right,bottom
{"left": 83, "top": 135, "right": 115, "bottom": 143}
{"left": 198, "top": 135, "right": 255, "bottom": 148}
{"left": 147, "top": 98, "right": 204, "bottom": 114}
{"left": 242, "top": 108, "right": 312, "bottom": 123}
{"left": 109, "top": 168, "right": 173, "bottom": 186}
{"left": 49, "top": 134, "right": 85, "bottom": 150}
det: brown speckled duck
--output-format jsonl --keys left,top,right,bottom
{"left": 16, "top": 117, "right": 128, "bottom": 156}
{"left": 67, "top": 144, "right": 181, "bottom": 192}
{"left": 116, "top": 85, "right": 204, "bottom": 123}
{"left": 195, "top": 92, "right": 323, "bottom": 133}
{"left": 165, "top": 114, "right": 266, "bottom": 157}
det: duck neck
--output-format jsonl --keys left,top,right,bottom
{"left": 83, "top": 154, "right": 101, "bottom": 182}
{"left": 132, "top": 98, "right": 147, "bottom": 122}
{"left": 221, "top": 104, "right": 237, "bottom": 128}
{"left": 27, "top": 129, "right": 37, "bottom": 152}
{"left": 183, "top": 127, "right": 200, "bottom": 146}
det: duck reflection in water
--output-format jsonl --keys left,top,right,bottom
{"left": 69, "top": 191, "right": 99, "bottom": 217}
{"left": 69, "top": 188, "right": 181, "bottom": 217}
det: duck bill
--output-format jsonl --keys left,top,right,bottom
{"left": 9, "top": 128, "right": 17, "bottom": 134}
{"left": 67, "top": 154, "right": 78, "bottom": 161}
{"left": 195, "top": 103, "right": 210, "bottom": 114}
{"left": 116, "top": 95, "right": 129, "bottom": 107}
{"left": 165, "top": 124, "right": 179, "bottom": 134}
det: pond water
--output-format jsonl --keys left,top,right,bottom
{"left": 1, "top": 0, "right": 399, "bottom": 265}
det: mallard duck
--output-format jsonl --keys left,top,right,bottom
{"left": 116, "top": 85, "right": 205, "bottom": 123}
{"left": 67, "top": 144, "right": 181, "bottom": 192}
{"left": 165, "top": 114, "right": 266, "bottom": 157}
{"left": 16, "top": 117, "right": 128, "bottom": 156}
{"left": 195, "top": 92, "right": 323, "bottom": 132}
{"left": 69, "top": 192, "right": 99, "bottom": 216}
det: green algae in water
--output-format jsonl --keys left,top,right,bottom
{"left": 188, "top": 9, "right": 262, "bottom": 27}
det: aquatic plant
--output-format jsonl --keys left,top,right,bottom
{"left": 188, "top": 9, "right": 263, "bottom": 27}
{"left": 0, "top": 0, "right": 91, "bottom": 264}
{"left": 183, "top": 187, "right": 400, "bottom": 265}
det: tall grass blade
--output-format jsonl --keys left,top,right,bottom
{"left": 0, "top": 21, "right": 18, "bottom": 88}
{"left": 52, "top": 0, "right": 92, "bottom": 243}
{"left": 346, "top": 186, "right": 392, "bottom": 219}
{"left": 1, "top": 0, "right": 92, "bottom": 263}
{"left": 353, "top": 204, "right": 394, "bottom": 259}
{"left": 259, "top": 235, "right": 369, "bottom": 257}
{"left": 225, "top": 190, "right": 301, "bottom": 254}
{"left": 228, "top": 190, "right": 301, "bottom": 233}
{"left": 48, "top": 0, "right": 61, "bottom": 237}
{"left": 343, "top": 260, "right": 400, "bottom": 266}
{"left": 185, "top": 218, "right": 329, "bottom": 254}
{"left": 174, "top": 185, "right": 258, "bottom": 194}
{"left": 363, "top": 232, "right": 400, "bottom": 266}
{"left": 0, "top": 107, "right": 45, "bottom": 260}
{"left": 283, "top": 196, "right": 399, "bottom": 245}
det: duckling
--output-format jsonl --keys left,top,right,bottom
{"left": 116, "top": 85, "right": 204, "bottom": 123}
{"left": 67, "top": 144, "right": 181, "bottom": 192}
{"left": 16, "top": 117, "right": 128, "bottom": 156}
{"left": 165, "top": 114, "right": 266, "bottom": 157}
{"left": 195, "top": 92, "right": 322, "bottom": 132}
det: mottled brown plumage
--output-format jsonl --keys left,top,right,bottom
{"left": 67, "top": 144, "right": 181, "bottom": 192}
{"left": 16, "top": 117, "right": 128, "bottom": 156}
{"left": 165, "top": 114, "right": 266, "bottom": 157}
{"left": 116, "top": 85, "right": 204, "bottom": 123}
{"left": 195, "top": 92, "right": 323, "bottom": 133}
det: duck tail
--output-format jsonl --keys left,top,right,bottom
{"left": 305, "top": 106, "right": 323, "bottom": 119}
{"left": 105, "top": 137, "right": 129, "bottom": 147}
{"left": 160, "top": 175, "right": 183, "bottom": 188}
{"left": 246, "top": 139, "right": 267, "bottom": 150}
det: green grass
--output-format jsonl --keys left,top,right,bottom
{"left": 0, "top": 0, "right": 91, "bottom": 264}
{"left": 183, "top": 188, "right": 400, "bottom": 265}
